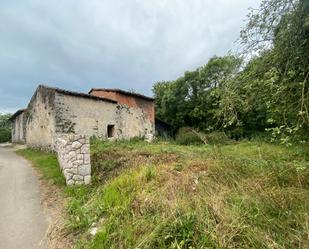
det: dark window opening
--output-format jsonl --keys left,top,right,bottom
{"left": 107, "top": 125, "right": 115, "bottom": 138}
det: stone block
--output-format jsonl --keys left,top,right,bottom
{"left": 79, "top": 138, "right": 86, "bottom": 144}
{"left": 144, "top": 133, "right": 154, "bottom": 143}
{"left": 65, "top": 145, "right": 72, "bottom": 152}
{"left": 77, "top": 154, "right": 84, "bottom": 161}
{"left": 63, "top": 161, "right": 73, "bottom": 169}
{"left": 73, "top": 160, "right": 84, "bottom": 166}
{"left": 72, "top": 175, "right": 84, "bottom": 181}
{"left": 81, "top": 144, "right": 90, "bottom": 153}
{"left": 84, "top": 175, "right": 91, "bottom": 185}
{"left": 66, "top": 167, "right": 78, "bottom": 174}
{"left": 67, "top": 179, "right": 75, "bottom": 185}
{"left": 74, "top": 135, "right": 82, "bottom": 141}
{"left": 64, "top": 172, "right": 73, "bottom": 180}
{"left": 64, "top": 154, "right": 69, "bottom": 162}
{"left": 72, "top": 141, "right": 82, "bottom": 149}
{"left": 68, "top": 151, "right": 76, "bottom": 160}
{"left": 84, "top": 154, "right": 90, "bottom": 164}
{"left": 78, "top": 164, "right": 91, "bottom": 176}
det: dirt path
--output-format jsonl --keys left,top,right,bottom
{"left": 0, "top": 145, "right": 48, "bottom": 249}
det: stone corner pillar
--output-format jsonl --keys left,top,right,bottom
{"left": 55, "top": 134, "right": 91, "bottom": 185}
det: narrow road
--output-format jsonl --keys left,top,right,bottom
{"left": 0, "top": 145, "right": 48, "bottom": 249}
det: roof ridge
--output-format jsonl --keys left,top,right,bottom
{"left": 9, "top": 109, "right": 26, "bottom": 121}
{"left": 89, "top": 88, "right": 154, "bottom": 101}
{"left": 38, "top": 85, "right": 118, "bottom": 104}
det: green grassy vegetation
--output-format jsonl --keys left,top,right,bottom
{"left": 18, "top": 139, "right": 309, "bottom": 249}
{"left": 17, "top": 149, "right": 65, "bottom": 186}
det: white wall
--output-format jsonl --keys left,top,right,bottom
{"left": 55, "top": 92, "right": 154, "bottom": 140}
{"left": 26, "top": 88, "right": 56, "bottom": 149}
{"left": 12, "top": 112, "right": 26, "bottom": 143}
{"left": 55, "top": 92, "right": 118, "bottom": 138}
{"left": 22, "top": 86, "right": 155, "bottom": 149}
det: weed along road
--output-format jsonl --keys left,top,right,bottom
{"left": 0, "top": 145, "right": 48, "bottom": 249}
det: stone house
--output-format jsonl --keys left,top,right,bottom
{"left": 10, "top": 109, "right": 27, "bottom": 143}
{"left": 11, "top": 85, "right": 155, "bottom": 150}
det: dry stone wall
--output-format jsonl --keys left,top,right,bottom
{"left": 55, "top": 135, "right": 91, "bottom": 185}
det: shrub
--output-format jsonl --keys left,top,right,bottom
{"left": 205, "top": 131, "right": 231, "bottom": 145}
{"left": 175, "top": 127, "right": 205, "bottom": 145}
{"left": 176, "top": 128, "right": 231, "bottom": 145}
{"left": 0, "top": 113, "right": 11, "bottom": 143}
{"left": 227, "top": 127, "right": 244, "bottom": 140}
{"left": 0, "top": 129, "right": 11, "bottom": 143}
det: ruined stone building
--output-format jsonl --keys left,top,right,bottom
{"left": 10, "top": 85, "right": 155, "bottom": 150}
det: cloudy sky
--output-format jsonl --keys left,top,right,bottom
{"left": 0, "top": 0, "right": 259, "bottom": 113}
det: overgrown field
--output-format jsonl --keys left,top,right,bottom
{"left": 18, "top": 139, "right": 309, "bottom": 249}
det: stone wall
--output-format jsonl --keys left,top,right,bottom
{"left": 89, "top": 89, "right": 155, "bottom": 123}
{"left": 55, "top": 92, "right": 154, "bottom": 140}
{"left": 54, "top": 91, "right": 117, "bottom": 138}
{"left": 23, "top": 85, "right": 154, "bottom": 150}
{"left": 115, "top": 105, "right": 154, "bottom": 139}
{"left": 12, "top": 111, "right": 27, "bottom": 143}
{"left": 55, "top": 135, "right": 91, "bottom": 185}
{"left": 26, "top": 86, "right": 56, "bottom": 150}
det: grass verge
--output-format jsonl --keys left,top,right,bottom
{"left": 17, "top": 140, "right": 309, "bottom": 249}
{"left": 17, "top": 148, "right": 65, "bottom": 186}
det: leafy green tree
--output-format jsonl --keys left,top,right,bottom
{"left": 153, "top": 0, "right": 308, "bottom": 142}
{"left": 0, "top": 113, "right": 12, "bottom": 143}
{"left": 239, "top": 0, "right": 309, "bottom": 140}
{"left": 153, "top": 55, "right": 241, "bottom": 132}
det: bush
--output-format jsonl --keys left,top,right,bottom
{"left": 175, "top": 127, "right": 204, "bottom": 145}
{"left": 0, "top": 113, "right": 11, "bottom": 143}
{"left": 176, "top": 128, "right": 232, "bottom": 145}
{"left": 0, "top": 129, "right": 11, "bottom": 143}
{"left": 205, "top": 131, "right": 231, "bottom": 145}
{"left": 227, "top": 127, "right": 244, "bottom": 140}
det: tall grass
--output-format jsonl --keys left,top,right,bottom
{"left": 18, "top": 140, "right": 309, "bottom": 249}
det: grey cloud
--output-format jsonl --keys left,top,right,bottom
{"left": 0, "top": 0, "right": 259, "bottom": 112}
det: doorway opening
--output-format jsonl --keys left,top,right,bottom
{"left": 107, "top": 125, "right": 115, "bottom": 138}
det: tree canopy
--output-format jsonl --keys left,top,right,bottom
{"left": 0, "top": 113, "right": 12, "bottom": 143}
{"left": 153, "top": 0, "right": 309, "bottom": 143}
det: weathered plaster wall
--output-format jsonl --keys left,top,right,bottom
{"left": 26, "top": 87, "right": 56, "bottom": 150}
{"left": 21, "top": 85, "right": 155, "bottom": 150}
{"left": 54, "top": 92, "right": 154, "bottom": 140}
{"left": 90, "top": 90, "right": 155, "bottom": 123}
{"left": 116, "top": 105, "right": 154, "bottom": 139}
{"left": 54, "top": 92, "right": 118, "bottom": 138}
{"left": 12, "top": 112, "right": 27, "bottom": 143}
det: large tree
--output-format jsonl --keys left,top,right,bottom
{"left": 0, "top": 113, "right": 12, "bottom": 143}
{"left": 239, "top": 0, "right": 309, "bottom": 137}
{"left": 153, "top": 0, "right": 309, "bottom": 141}
{"left": 153, "top": 55, "right": 241, "bottom": 132}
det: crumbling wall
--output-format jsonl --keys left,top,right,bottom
{"left": 55, "top": 135, "right": 91, "bottom": 185}
{"left": 89, "top": 90, "right": 155, "bottom": 123}
{"left": 26, "top": 86, "right": 56, "bottom": 150}
{"left": 115, "top": 105, "right": 154, "bottom": 139}
{"left": 54, "top": 92, "right": 118, "bottom": 138}
{"left": 12, "top": 111, "right": 27, "bottom": 143}
{"left": 54, "top": 92, "right": 154, "bottom": 140}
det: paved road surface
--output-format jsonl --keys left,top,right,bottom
{"left": 0, "top": 145, "right": 48, "bottom": 249}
